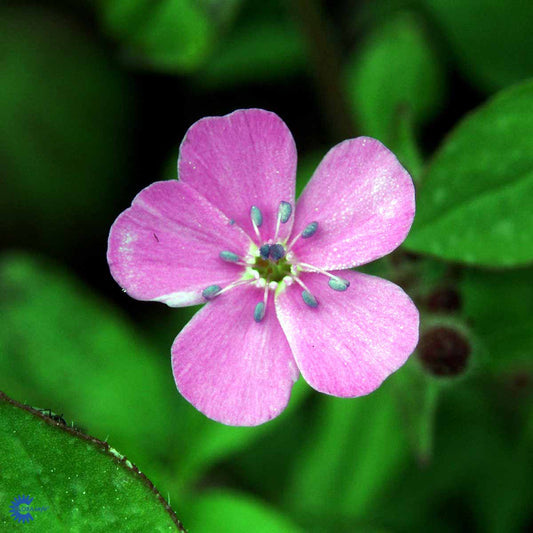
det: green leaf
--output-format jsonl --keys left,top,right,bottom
{"left": 423, "top": 0, "right": 533, "bottom": 92}
{"left": 405, "top": 79, "right": 533, "bottom": 266}
{"left": 0, "top": 392, "right": 184, "bottom": 532}
{"left": 345, "top": 12, "right": 444, "bottom": 144}
{"left": 460, "top": 267, "right": 533, "bottom": 372}
{"left": 98, "top": 0, "right": 232, "bottom": 72}
{"left": 0, "top": 253, "right": 182, "bottom": 478}
{"left": 0, "top": 4, "right": 134, "bottom": 253}
{"left": 285, "top": 382, "right": 409, "bottom": 527}
{"left": 182, "top": 491, "right": 302, "bottom": 533}
{"left": 173, "top": 378, "right": 311, "bottom": 493}
{"left": 196, "top": 18, "right": 306, "bottom": 88}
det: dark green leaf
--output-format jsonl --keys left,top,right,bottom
{"left": 98, "top": 0, "right": 237, "bottom": 72}
{"left": 0, "top": 392, "right": 184, "bottom": 532}
{"left": 423, "top": 0, "right": 533, "bottom": 92}
{"left": 460, "top": 267, "right": 533, "bottom": 372}
{"left": 196, "top": 19, "right": 306, "bottom": 88}
{"left": 405, "top": 80, "right": 533, "bottom": 266}
{"left": 0, "top": 4, "right": 134, "bottom": 253}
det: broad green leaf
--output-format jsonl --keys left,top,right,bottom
{"left": 0, "top": 392, "right": 184, "bottom": 532}
{"left": 423, "top": 0, "right": 533, "bottom": 92}
{"left": 345, "top": 12, "right": 444, "bottom": 145}
{"left": 98, "top": 0, "right": 233, "bottom": 72}
{"left": 460, "top": 267, "right": 533, "bottom": 372}
{"left": 285, "top": 382, "right": 409, "bottom": 527}
{"left": 0, "top": 4, "right": 134, "bottom": 254}
{"left": 405, "top": 79, "right": 533, "bottom": 266}
{"left": 181, "top": 491, "right": 302, "bottom": 533}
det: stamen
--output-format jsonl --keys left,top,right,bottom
{"left": 279, "top": 201, "right": 292, "bottom": 223}
{"left": 254, "top": 280, "right": 270, "bottom": 323}
{"left": 274, "top": 201, "right": 293, "bottom": 241}
{"left": 328, "top": 278, "right": 350, "bottom": 291}
{"left": 287, "top": 221, "right": 319, "bottom": 251}
{"left": 250, "top": 205, "right": 263, "bottom": 240}
{"left": 202, "top": 285, "right": 221, "bottom": 300}
{"left": 302, "top": 290, "right": 318, "bottom": 308}
{"left": 292, "top": 276, "right": 319, "bottom": 308}
{"left": 302, "top": 221, "right": 318, "bottom": 238}
{"left": 269, "top": 243, "right": 285, "bottom": 261}
{"left": 219, "top": 251, "right": 240, "bottom": 263}
{"left": 259, "top": 244, "right": 271, "bottom": 260}
{"left": 298, "top": 262, "right": 350, "bottom": 291}
{"left": 254, "top": 302, "right": 265, "bottom": 322}
{"left": 250, "top": 205, "right": 263, "bottom": 227}
{"left": 202, "top": 278, "right": 256, "bottom": 301}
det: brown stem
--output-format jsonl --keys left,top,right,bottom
{"left": 290, "top": 0, "right": 357, "bottom": 140}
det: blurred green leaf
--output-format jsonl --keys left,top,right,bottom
{"left": 284, "top": 382, "right": 409, "bottom": 528}
{"left": 99, "top": 0, "right": 237, "bottom": 72}
{"left": 390, "top": 106, "right": 424, "bottom": 182}
{"left": 461, "top": 267, "right": 533, "bottom": 372}
{"left": 345, "top": 12, "right": 444, "bottom": 145}
{"left": 405, "top": 79, "right": 533, "bottom": 266}
{"left": 378, "top": 381, "right": 532, "bottom": 532}
{"left": 390, "top": 358, "right": 440, "bottom": 463}
{"left": 0, "top": 4, "right": 134, "bottom": 253}
{"left": 0, "top": 392, "right": 183, "bottom": 532}
{"left": 182, "top": 490, "right": 302, "bottom": 533}
{"left": 174, "top": 378, "right": 310, "bottom": 493}
{"left": 196, "top": 18, "right": 306, "bottom": 88}
{"left": 0, "top": 253, "right": 181, "bottom": 477}
{"left": 423, "top": 0, "right": 533, "bottom": 92}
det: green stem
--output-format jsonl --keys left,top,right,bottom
{"left": 417, "top": 381, "right": 439, "bottom": 465}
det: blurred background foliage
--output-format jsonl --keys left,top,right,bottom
{"left": 0, "top": 0, "right": 532, "bottom": 531}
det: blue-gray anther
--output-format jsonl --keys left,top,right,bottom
{"left": 254, "top": 301, "right": 266, "bottom": 322}
{"left": 269, "top": 243, "right": 285, "bottom": 261}
{"left": 202, "top": 285, "right": 221, "bottom": 300}
{"left": 328, "top": 277, "right": 350, "bottom": 291}
{"left": 259, "top": 244, "right": 271, "bottom": 260}
{"left": 219, "top": 251, "right": 240, "bottom": 263}
{"left": 278, "top": 201, "right": 292, "bottom": 223}
{"left": 302, "top": 221, "right": 318, "bottom": 238}
{"left": 250, "top": 205, "right": 263, "bottom": 227}
{"left": 302, "top": 290, "right": 318, "bottom": 308}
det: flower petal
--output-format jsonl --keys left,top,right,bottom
{"left": 107, "top": 180, "right": 251, "bottom": 307}
{"left": 292, "top": 137, "right": 415, "bottom": 269}
{"left": 275, "top": 271, "right": 419, "bottom": 397}
{"left": 172, "top": 286, "right": 299, "bottom": 426}
{"left": 178, "top": 109, "right": 297, "bottom": 242}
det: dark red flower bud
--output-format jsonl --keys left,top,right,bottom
{"left": 418, "top": 326, "right": 470, "bottom": 377}
{"left": 426, "top": 287, "right": 461, "bottom": 313}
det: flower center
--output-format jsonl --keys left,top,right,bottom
{"left": 201, "top": 201, "right": 350, "bottom": 323}
{"left": 251, "top": 248, "right": 291, "bottom": 283}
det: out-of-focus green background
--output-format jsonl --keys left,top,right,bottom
{"left": 1, "top": 0, "right": 532, "bottom": 531}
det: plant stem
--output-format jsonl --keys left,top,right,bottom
{"left": 290, "top": 0, "right": 357, "bottom": 140}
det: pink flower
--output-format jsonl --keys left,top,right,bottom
{"left": 107, "top": 109, "right": 419, "bottom": 426}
